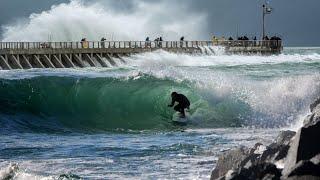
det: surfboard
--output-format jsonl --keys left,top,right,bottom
{"left": 172, "top": 112, "right": 190, "bottom": 126}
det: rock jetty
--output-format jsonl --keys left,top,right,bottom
{"left": 211, "top": 97, "right": 320, "bottom": 180}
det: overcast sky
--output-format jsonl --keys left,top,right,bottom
{"left": 0, "top": 0, "right": 319, "bottom": 46}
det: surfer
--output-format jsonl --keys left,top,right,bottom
{"left": 168, "top": 92, "right": 190, "bottom": 118}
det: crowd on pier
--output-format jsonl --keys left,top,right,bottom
{"left": 37, "top": 35, "right": 281, "bottom": 49}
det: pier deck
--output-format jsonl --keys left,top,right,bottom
{"left": 0, "top": 40, "right": 282, "bottom": 70}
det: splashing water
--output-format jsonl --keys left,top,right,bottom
{"left": 1, "top": 0, "right": 207, "bottom": 41}
{"left": 1, "top": 0, "right": 320, "bottom": 178}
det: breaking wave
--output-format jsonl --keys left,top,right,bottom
{"left": 0, "top": 45, "right": 319, "bottom": 133}
{"left": 0, "top": 52, "right": 319, "bottom": 133}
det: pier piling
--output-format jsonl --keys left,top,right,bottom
{"left": 0, "top": 40, "right": 282, "bottom": 70}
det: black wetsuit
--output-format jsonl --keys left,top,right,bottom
{"left": 169, "top": 93, "right": 190, "bottom": 117}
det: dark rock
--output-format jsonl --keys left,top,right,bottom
{"left": 228, "top": 163, "right": 281, "bottom": 180}
{"left": 297, "top": 122, "right": 320, "bottom": 160}
{"left": 285, "top": 154, "right": 320, "bottom": 179}
{"left": 211, "top": 146, "right": 250, "bottom": 180}
{"left": 259, "top": 131, "right": 295, "bottom": 163}
{"left": 211, "top": 131, "right": 295, "bottom": 180}
{"left": 310, "top": 97, "right": 320, "bottom": 112}
{"left": 211, "top": 99, "right": 320, "bottom": 180}
{"left": 284, "top": 103, "right": 320, "bottom": 176}
{"left": 287, "top": 175, "right": 320, "bottom": 180}
{"left": 304, "top": 99, "right": 320, "bottom": 126}
{"left": 259, "top": 144, "right": 289, "bottom": 163}
{"left": 1, "top": 164, "right": 19, "bottom": 180}
{"left": 58, "top": 173, "right": 81, "bottom": 180}
{"left": 288, "top": 160, "right": 320, "bottom": 177}
{"left": 275, "top": 130, "right": 296, "bottom": 146}
{"left": 284, "top": 120, "right": 320, "bottom": 175}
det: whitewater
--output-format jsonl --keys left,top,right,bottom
{"left": 0, "top": 47, "right": 319, "bottom": 179}
{"left": 1, "top": 0, "right": 320, "bottom": 179}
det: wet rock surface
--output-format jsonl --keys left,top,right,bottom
{"left": 211, "top": 98, "right": 320, "bottom": 180}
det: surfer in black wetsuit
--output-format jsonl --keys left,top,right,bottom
{"left": 168, "top": 92, "right": 190, "bottom": 118}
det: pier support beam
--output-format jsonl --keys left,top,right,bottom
{"left": 84, "top": 54, "right": 96, "bottom": 67}
{"left": 42, "top": 55, "right": 55, "bottom": 68}
{"left": 61, "top": 54, "right": 75, "bottom": 68}
{"left": 21, "top": 55, "right": 33, "bottom": 69}
{"left": 33, "top": 55, "right": 46, "bottom": 68}
{"left": 103, "top": 53, "right": 116, "bottom": 66}
{"left": 114, "top": 54, "right": 126, "bottom": 63}
{"left": 73, "top": 54, "right": 86, "bottom": 67}
{"left": 9, "top": 55, "right": 23, "bottom": 69}
{"left": 94, "top": 54, "right": 108, "bottom": 67}
{"left": 52, "top": 55, "right": 65, "bottom": 68}
{"left": 0, "top": 55, "right": 12, "bottom": 70}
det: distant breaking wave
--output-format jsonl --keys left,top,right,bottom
{"left": 1, "top": 0, "right": 207, "bottom": 41}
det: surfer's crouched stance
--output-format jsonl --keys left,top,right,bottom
{"left": 168, "top": 92, "right": 190, "bottom": 118}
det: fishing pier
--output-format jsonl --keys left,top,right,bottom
{"left": 0, "top": 40, "right": 282, "bottom": 70}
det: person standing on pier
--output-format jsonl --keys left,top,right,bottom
{"left": 159, "top": 37, "right": 163, "bottom": 48}
{"left": 81, "top": 38, "right": 88, "bottom": 48}
{"left": 145, "top": 37, "right": 150, "bottom": 48}
{"left": 212, "top": 36, "right": 218, "bottom": 45}
{"left": 154, "top": 37, "right": 159, "bottom": 48}
{"left": 180, "top": 36, "right": 184, "bottom": 47}
{"left": 100, "top": 37, "right": 106, "bottom": 48}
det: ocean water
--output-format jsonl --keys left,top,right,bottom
{"left": 0, "top": 47, "right": 320, "bottom": 179}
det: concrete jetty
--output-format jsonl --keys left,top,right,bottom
{"left": 0, "top": 40, "right": 282, "bottom": 70}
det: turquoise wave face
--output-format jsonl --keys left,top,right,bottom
{"left": 0, "top": 75, "right": 251, "bottom": 132}
{"left": 1, "top": 53, "right": 319, "bottom": 133}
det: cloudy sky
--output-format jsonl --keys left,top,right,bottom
{"left": 0, "top": 0, "right": 319, "bottom": 46}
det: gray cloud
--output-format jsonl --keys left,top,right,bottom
{"left": 0, "top": 0, "right": 319, "bottom": 46}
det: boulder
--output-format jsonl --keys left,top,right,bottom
{"left": 287, "top": 160, "right": 320, "bottom": 177}
{"left": 285, "top": 154, "right": 320, "bottom": 179}
{"left": 287, "top": 175, "right": 320, "bottom": 180}
{"left": 259, "top": 131, "right": 295, "bottom": 164}
{"left": 275, "top": 130, "right": 296, "bottom": 146}
{"left": 283, "top": 106, "right": 320, "bottom": 176}
{"left": 0, "top": 164, "right": 19, "bottom": 180}
{"left": 228, "top": 163, "right": 281, "bottom": 180}
{"left": 211, "top": 98, "right": 320, "bottom": 180}
{"left": 304, "top": 98, "right": 320, "bottom": 126}
{"left": 211, "top": 131, "right": 295, "bottom": 180}
{"left": 310, "top": 97, "right": 320, "bottom": 112}
{"left": 211, "top": 146, "right": 250, "bottom": 180}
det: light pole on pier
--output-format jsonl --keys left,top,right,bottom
{"left": 262, "top": 1, "right": 272, "bottom": 39}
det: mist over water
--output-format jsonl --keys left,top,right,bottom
{"left": 1, "top": 0, "right": 207, "bottom": 41}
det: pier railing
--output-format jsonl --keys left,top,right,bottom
{"left": 0, "top": 40, "right": 282, "bottom": 50}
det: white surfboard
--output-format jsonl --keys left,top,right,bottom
{"left": 172, "top": 112, "right": 190, "bottom": 124}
